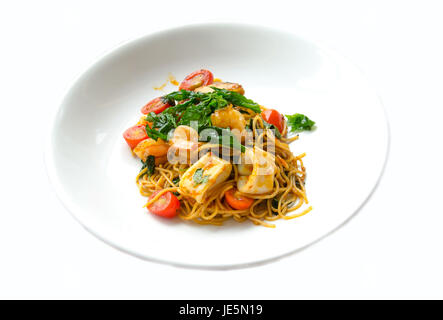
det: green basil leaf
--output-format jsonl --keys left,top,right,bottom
{"left": 193, "top": 168, "right": 210, "bottom": 185}
{"left": 286, "top": 113, "right": 316, "bottom": 132}
{"left": 140, "top": 155, "right": 155, "bottom": 177}
{"left": 145, "top": 112, "right": 177, "bottom": 141}
{"left": 199, "top": 126, "right": 245, "bottom": 152}
{"left": 262, "top": 119, "right": 282, "bottom": 138}
{"left": 210, "top": 87, "right": 261, "bottom": 113}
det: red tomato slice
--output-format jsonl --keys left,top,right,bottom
{"left": 123, "top": 124, "right": 149, "bottom": 149}
{"left": 147, "top": 191, "right": 180, "bottom": 218}
{"left": 141, "top": 97, "right": 171, "bottom": 114}
{"left": 179, "top": 69, "right": 214, "bottom": 91}
{"left": 225, "top": 189, "right": 254, "bottom": 210}
{"left": 261, "top": 109, "right": 284, "bottom": 134}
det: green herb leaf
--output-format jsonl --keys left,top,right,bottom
{"left": 199, "top": 126, "right": 246, "bottom": 152}
{"left": 271, "top": 198, "right": 279, "bottom": 209}
{"left": 145, "top": 112, "right": 177, "bottom": 141}
{"left": 178, "top": 103, "right": 213, "bottom": 130}
{"left": 193, "top": 168, "right": 209, "bottom": 185}
{"left": 163, "top": 89, "right": 194, "bottom": 102}
{"left": 172, "top": 176, "right": 181, "bottom": 196}
{"left": 140, "top": 155, "right": 155, "bottom": 177}
{"left": 211, "top": 87, "right": 261, "bottom": 113}
{"left": 161, "top": 95, "right": 175, "bottom": 106}
{"left": 286, "top": 113, "right": 316, "bottom": 132}
{"left": 262, "top": 119, "right": 282, "bottom": 138}
{"left": 145, "top": 126, "right": 168, "bottom": 141}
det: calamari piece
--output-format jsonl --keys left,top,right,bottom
{"left": 237, "top": 147, "right": 276, "bottom": 195}
{"left": 179, "top": 153, "right": 232, "bottom": 203}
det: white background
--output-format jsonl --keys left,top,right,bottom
{"left": 1, "top": 0, "right": 442, "bottom": 299}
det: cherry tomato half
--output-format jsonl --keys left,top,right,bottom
{"left": 225, "top": 188, "right": 254, "bottom": 210}
{"left": 123, "top": 124, "right": 149, "bottom": 149}
{"left": 261, "top": 109, "right": 284, "bottom": 134}
{"left": 179, "top": 69, "right": 214, "bottom": 91}
{"left": 141, "top": 97, "right": 172, "bottom": 114}
{"left": 147, "top": 191, "right": 180, "bottom": 218}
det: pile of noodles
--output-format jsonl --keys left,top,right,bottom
{"left": 136, "top": 111, "right": 312, "bottom": 228}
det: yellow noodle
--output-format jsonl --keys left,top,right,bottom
{"left": 135, "top": 114, "right": 311, "bottom": 227}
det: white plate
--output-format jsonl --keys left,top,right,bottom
{"left": 45, "top": 23, "right": 389, "bottom": 268}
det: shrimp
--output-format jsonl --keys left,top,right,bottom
{"left": 133, "top": 138, "right": 170, "bottom": 163}
{"left": 210, "top": 105, "right": 246, "bottom": 140}
{"left": 167, "top": 125, "right": 200, "bottom": 164}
